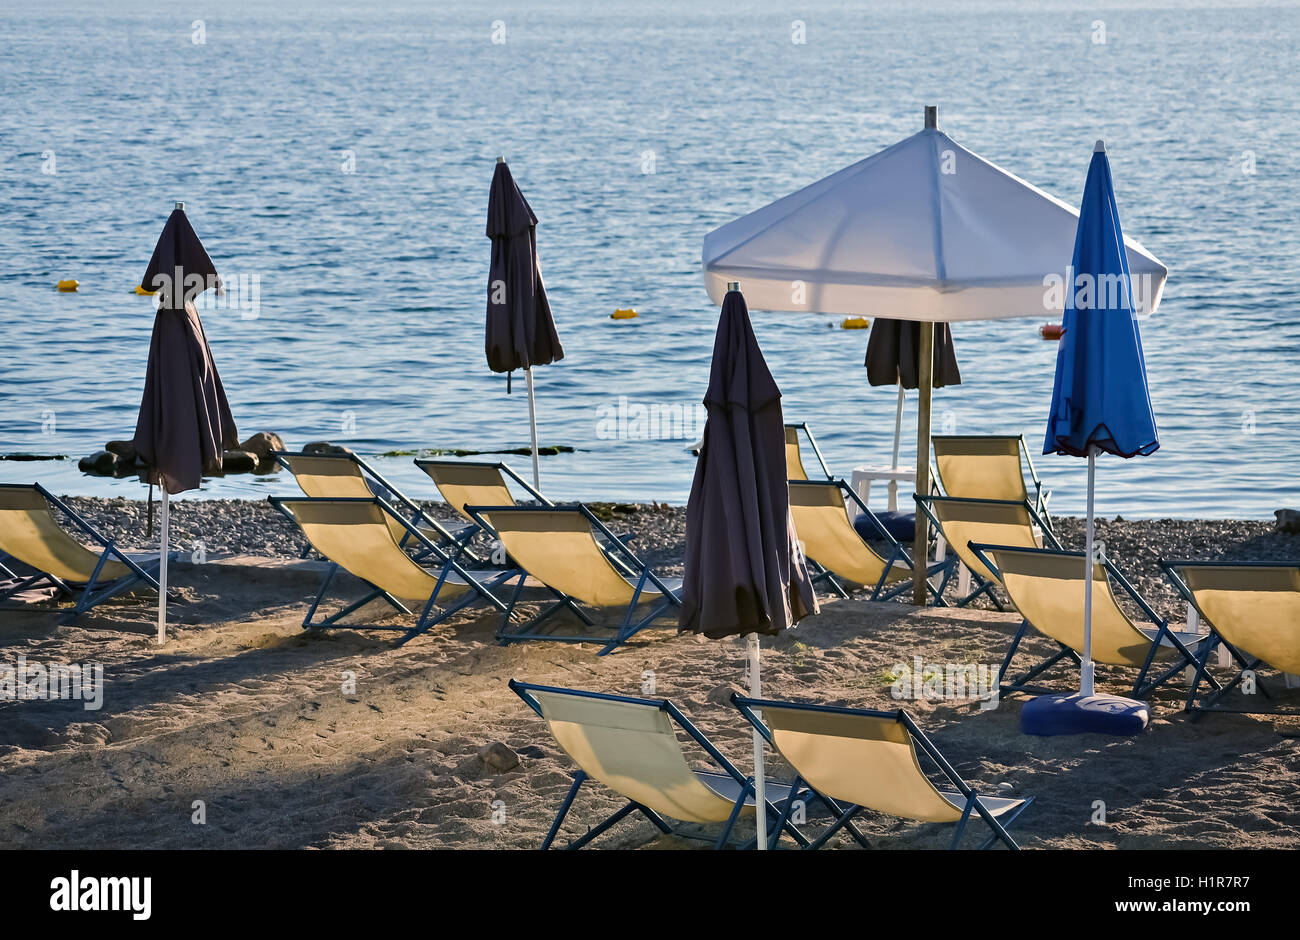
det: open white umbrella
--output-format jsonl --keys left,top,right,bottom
{"left": 703, "top": 107, "right": 1167, "bottom": 602}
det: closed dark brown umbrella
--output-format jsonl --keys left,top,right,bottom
{"left": 486, "top": 158, "right": 564, "bottom": 488}
{"left": 679, "top": 284, "right": 816, "bottom": 848}
{"left": 132, "top": 202, "right": 238, "bottom": 643}
{"left": 864, "top": 318, "right": 961, "bottom": 389}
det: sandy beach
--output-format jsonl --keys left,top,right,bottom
{"left": 1, "top": 498, "right": 1297, "bottom": 850}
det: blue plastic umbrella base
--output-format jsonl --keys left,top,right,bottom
{"left": 1021, "top": 692, "right": 1150, "bottom": 736}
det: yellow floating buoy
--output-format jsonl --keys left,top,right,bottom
{"left": 56, "top": 279, "right": 79, "bottom": 292}
{"left": 611, "top": 308, "right": 638, "bottom": 320}
{"left": 133, "top": 285, "right": 156, "bottom": 295}
{"left": 840, "top": 316, "right": 869, "bottom": 329}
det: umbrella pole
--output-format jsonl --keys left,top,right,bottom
{"left": 1081, "top": 444, "right": 1097, "bottom": 696}
{"left": 157, "top": 487, "right": 169, "bottom": 645}
{"left": 747, "top": 632, "right": 767, "bottom": 850}
{"left": 525, "top": 365, "right": 541, "bottom": 489}
{"left": 892, "top": 382, "right": 904, "bottom": 469}
{"left": 911, "top": 322, "right": 935, "bottom": 606}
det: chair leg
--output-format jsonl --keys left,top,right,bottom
{"left": 565, "top": 802, "right": 640, "bottom": 850}
{"left": 541, "top": 771, "right": 586, "bottom": 850}
{"left": 806, "top": 803, "right": 864, "bottom": 850}
{"left": 976, "top": 795, "right": 1032, "bottom": 850}
{"left": 716, "top": 779, "right": 754, "bottom": 850}
{"left": 950, "top": 792, "right": 976, "bottom": 849}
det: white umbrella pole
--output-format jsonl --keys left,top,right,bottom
{"left": 747, "top": 632, "right": 767, "bottom": 850}
{"left": 525, "top": 365, "right": 541, "bottom": 489}
{"left": 1081, "top": 445, "right": 1097, "bottom": 696}
{"left": 157, "top": 487, "right": 169, "bottom": 645}
{"left": 912, "top": 322, "right": 935, "bottom": 606}
{"left": 891, "top": 382, "right": 904, "bottom": 470}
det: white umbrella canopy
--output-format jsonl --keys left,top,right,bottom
{"left": 704, "top": 112, "right": 1167, "bottom": 320}
{"left": 703, "top": 107, "right": 1167, "bottom": 604}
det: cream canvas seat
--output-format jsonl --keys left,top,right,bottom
{"left": 269, "top": 496, "right": 515, "bottom": 643}
{"left": 275, "top": 451, "right": 475, "bottom": 558}
{"left": 789, "top": 480, "right": 953, "bottom": 603}
{"left": 733, "top": 694, "right": 1032, "bottom": 849}
{"left": 1162, "top": 560, "right": 1300, "bottom": 715}
{"left": 973, "top": 544, "right": 1207, "bottom": 700}
{"left": 510, "top": 680, "right": 808, "bottom": 849}
{"left": 0, "top": 483, "right": 165, "bottom": 623}
{"left": 467, "top": 505, "right": 681, "bottom": 655}
{"left": 784, "top": 423, "right": 830, "bottom": 481}
{"left": 915, "top": 494, "right": 1058, "bottom": 608}
{"left": 932, "top": 434, "right": 1052, "bottom": 529}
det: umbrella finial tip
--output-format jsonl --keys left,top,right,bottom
{"left": 174, "top": 201, "right": 185, "bottom": 210}
{"left": 726, "top": 281, "right": 740, "bottom": 292}
{"left": 496, "top": 155, "right": 505, "bottom": 164}
{"left": 1094, "top": 139, "right": 1106, "bottom": 152}
{"left": 924, "top": 105, "right": 937, "bottom": 129}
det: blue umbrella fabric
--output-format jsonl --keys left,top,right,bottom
{"left": 1035, "top": 141, "right": 1159, "bottom": 716}
{"left": 1044, "top": 143, "right": 1158, "bottom": 460}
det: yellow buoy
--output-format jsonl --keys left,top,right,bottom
{"left": 840, "top": 316, "right": 869, "bottom": 329}
{"left": 611, "top": 308, "right": 638, "bottom": 320}
{"left": 56, "top": 279, "right": 79, "bottom": 292}
{"left": 133, "top": 285, "right": 156, "bottom": 295}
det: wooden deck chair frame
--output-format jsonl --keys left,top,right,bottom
{"left": 931, "top": 433, "right": 1053, "bottom": 531}
{"left": 466, "top": 504, "right": 680, "bottom": 656}
{"left": 784, "top": 422, "right": 832, "bottom": 481}
{"left": 732, "top": 694, "right": 1032, "bottom": 850}
{"left": 267, "top": 496, "right": 517, "bottom": 644}
{"left": 0, "top": 483, "right": 170, "bottom": 624}
{"left": 970, "top": 544, "right": 1210, "bottom": 701}
{"left": 914, "top": 494, "right": 1060, "bottom": 609}
{"left": 1161, "top": 559, "right": 1300, "bottom": 717}
{"left": 790, "top": 479, "right": 955, "bottom": 604}
{"left": 273, "top": 451, "right": 479, "bottom": 563}
{"left": 510, "top": 680, "right": 812, "bottom": 850}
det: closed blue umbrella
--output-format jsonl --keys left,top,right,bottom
{"left": 1044, "top": 140, "right": 1159, "bottom": 700}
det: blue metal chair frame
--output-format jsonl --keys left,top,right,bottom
{"left": 510, "top": 680, "right": 811, "bottom": 850}
{"left": 732, "top": 693, "right": 1033, "bottom": 850}
{"left": 785, "top": 422, "right": 832, "bottom": 480}
{"left": 796, "top": 478, "right": 956, "bottom": 605}
{"left": 0, "top": 483, "right": 171, "bottom": 624}
{"left": 1161, "top": 559, "right": 1300, "bottom": 717}
{"left": 273, "top": 451, "right": 481, "bottom": 564}
{"left": 914, "top": 494, "right": 1061, "bottom": 610}
{"left": 267, "top": 495, "right": 517, "bottom": 645}
{"left": 969, "top": 543, "right": 1212, "bottom": 701}
{"left": 466, "top": 504, "right": 680, "bottom": 656}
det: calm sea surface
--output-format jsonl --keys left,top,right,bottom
{"left": 2, "top": 0, "right": 1298, "bottom": 518}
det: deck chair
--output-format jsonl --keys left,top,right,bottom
{"left": 970, "top": 544, "right": 1208, "bottom": 700}
{"left": 466, "top": 505, "right": 680, "bottom": 655}
{"left": 1162, "top": 560, "right": 1300, "bottom": 716}
{"left": 413, "top": 457, "right": 633, "bottom": 563}
{"left": 789, "top": 479, "right": 954, "bottom": 604}
{"left": 510, "top": 680, "right": 811, "bottom": 849}
{"left": 274, "top": 451, "right": 477, "bottom": 561}
{"left": 932, "top": 434, "right": 1052, "bottom": 530}
{"left": 0, "top": 483, "right": 167, "bottom": 624}
{"left": 785, "top": 422, "right": 831, "bottom": 481}
{"left": 915, "top": 495, "right": 1059, "bottom": 609}
{"left": 732, "top": 694, "right": 1032, "bottom": 849}
{"left": 268, "top": 496, "right": 516, "bottom": 644}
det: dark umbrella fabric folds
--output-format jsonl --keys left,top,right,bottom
{"left": 133, "top": 206, "right": 239, "bottom": 494}
{"left": 485, "top": 161, "right": 564, "bottom": 377}
{"left": 679, "top": 289, "right": 817, "bottom": 639}
{"left": 864, "top": 318, "right": 961, "bottom": 389}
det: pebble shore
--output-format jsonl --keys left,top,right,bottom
{"left": 58, "top": 497, "right": 1297, "bottom": 623}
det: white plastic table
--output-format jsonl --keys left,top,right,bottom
{"left": 849, "top": 464, "right": 916, "bottom": 515}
